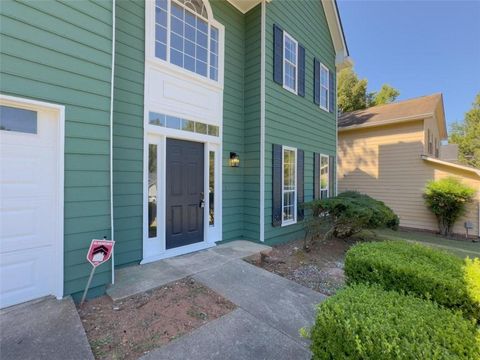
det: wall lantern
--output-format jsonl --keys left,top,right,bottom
{"left": 229, "top": 152, "right": 240, "bottom": 167}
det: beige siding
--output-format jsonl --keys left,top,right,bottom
{"left": 338, "top": 120, "right": 480, "bottom": 237}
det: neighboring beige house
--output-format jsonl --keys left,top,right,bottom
{"left": 338, "top": 93, "right": 480, "bottom": 238}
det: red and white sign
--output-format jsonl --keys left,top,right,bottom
{"left": 86, "top": 239, "right": 115, "bottom": 267}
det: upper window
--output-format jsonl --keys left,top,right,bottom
{"left": 283, "top": 32, "right": 298, "bottom": 94}
{"left": 0, "top": 105, "right": 37, "bottom": 134}
{"left": 320, "top": 154, "right": 329, "bottom": 199}
{"left": 320, "top": 64, "right": 329, "bottom": 111}
{"left": 155, "top": 0, "right": 219, "bottom": 81}
{"left": 282, "top": 146, "right": 297, "bottom": 225}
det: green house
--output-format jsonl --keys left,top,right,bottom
{"left": 0, "top": 0, "right": 351, "bottom": 307}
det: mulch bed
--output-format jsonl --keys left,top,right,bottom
{"left": 246, "top": 237, "right": 357, "bottom": 295}
{"left": 78, "top": 277, "right": 235, "bottom": 360}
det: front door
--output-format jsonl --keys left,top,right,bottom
{"left": 166, "top": 139, "right": 204, "bottom": 249}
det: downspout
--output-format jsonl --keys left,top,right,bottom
{"left": 259, "top": 0, "right": 266, "bottom": 242}
{"left": 110, "top": 0, "right": 116, "bottom": 284}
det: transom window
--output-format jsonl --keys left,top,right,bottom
{"left": 282, "top": 146, "right": 297, "bottom": 225}
{"left": 155, "top": 0, "right": 219, "bottom": 81}
{"left": 320, "top": 154, "right": 329, "bottom": 199}
{"left": 283, "top": 32, "right": 298, "bottom": 94}
{"left": 320, "top": 64, "right": 329, "bottom": 111}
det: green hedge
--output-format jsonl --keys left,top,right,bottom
{"left": 309, "top": 284, "right": 480, "bottom": 360}
{"left": 344, "top": 241, "right": 480, "bottom": 320}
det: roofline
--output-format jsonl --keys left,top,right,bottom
{"left": 321, "top": 0, "right": 353, "bottom": 70}
{"left": 338, "top": 113, "right": 432, "bottom": 132}
{"left": 421, "top": 155, "right": 480, "bottom": 177}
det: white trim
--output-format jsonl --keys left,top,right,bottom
{"left": 282, "top": 31, "right": 298, "bottom": 95}
{"left": 281, "top": 146, "right": 297, "bottom": 227}
{"left": 0, "top": 94, "right": 65, "bottom": 301}
{"left": 109, "top": 0, "right": 116, "bottom": 285}
{"left": 225, "top": 0, "right": 270, "bottom": 14}
{"left": 319, "top": 63, "right": 329, "bottom": 112}
{"left": 259, "top": 0, "right": 266, "bottom": 242}
{"left": 141, "top": 241, "right": 216, "bottom": 264}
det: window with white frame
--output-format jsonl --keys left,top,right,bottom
{"left": 320, "top": 154, "right": 329, "bottom": 199}
{"left": 283, "top": 32, "right": 298, "bottom": 94}
{"left": 155, "top": 0, "right": 219, "bottom": 81}
{"left": 282, "top": 146, "right": 297, "bottom": 225}
{"left": 320, "top": 64, "right": 329, "bottom": 111}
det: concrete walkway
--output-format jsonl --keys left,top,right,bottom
{"left": 107, "top": 240, "right": 272, "bottom": 301}
{"left": 0, "top": 296, "right": 94, "bottom": 360}
{"left": 126, "top": 243, "right": 326, "bottom": 360}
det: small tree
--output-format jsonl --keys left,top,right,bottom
{"left": 423, "top": 177, "right": 476, "bottom": 236}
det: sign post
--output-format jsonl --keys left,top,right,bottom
{"left": 80, "top": 238, "right": 115, "bottom": 306}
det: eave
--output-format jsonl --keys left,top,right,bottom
{"left": 421, "top": 155, "right": 480, "bottom": 177}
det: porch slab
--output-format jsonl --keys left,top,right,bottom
{"left": 107, "top": 240, "right": 271, "bottom": 301}
{"left": 0, "top": 296, "right": 94, "bottom": 360}
{"left": 141, "top": 309, "right": 311, "bottom": 360}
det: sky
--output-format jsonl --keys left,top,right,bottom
{"left": 336, "top": 0, "right": 480, "bottom": 129}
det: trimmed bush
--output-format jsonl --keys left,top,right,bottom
{"left": 423, "top": 177, "right": 476, "bottom": 236}
{"left": 308, "top": 284, "right": 480, "bottom": 360}
{"left": 304, "top": 191, "right": 399, "bottom": 243}
{"left": 345, "top": 241, "right": 480, "bottom": 320}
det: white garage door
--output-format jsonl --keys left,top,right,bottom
{"left": 0, "top": 101, "right": 62, "bottom": 308}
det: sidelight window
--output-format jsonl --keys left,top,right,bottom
{"left": 148, "top": 144, "right": 158, "bottom": 238}
{"left": 282, "top": 146, "right": 297, "bottom": 225}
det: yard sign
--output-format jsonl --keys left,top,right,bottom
{"left": 87, "top": 239, "right": 115, "bottom": 267}
{"left": 81, "top": 238, "right": 115, "bottom": 306}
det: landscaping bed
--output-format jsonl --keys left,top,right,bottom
{"left": 246, "top": 237, "right": 357, "bottom": 295}
{"left": 78, "top": 277, "right": 235, "bottom": 360}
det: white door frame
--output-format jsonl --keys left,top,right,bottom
{"left": 0, "top": 94, "right": 65, "bottom": 301}
{"left": 141, "top": 129, "right": 222, "bottom": 264}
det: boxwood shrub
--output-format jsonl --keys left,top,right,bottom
{"left": 309, "top": 284, "right": 480, "bottom": 360}
{"left": 344, "top": 241, "right": 480, "bottom": 320}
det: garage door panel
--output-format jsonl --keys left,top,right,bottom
{"left": 0, "top": 246, "right": 55, "bottom": 308}
{"left": 0, "top": 102, "right": 61, "bottom": 308}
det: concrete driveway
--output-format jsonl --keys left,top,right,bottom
{"left": 0, "top": 296, "right": 94, "bottom": 360}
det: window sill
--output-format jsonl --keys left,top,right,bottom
{"left": 320, "top": 105, "right": 329, "bottom": 112}
{"left": 146, "top": 56, "right": 223, "bottom": 91}
{"left": 282, "top": 83, "right": 298, "bottom": 95}
{"left": 281, "top": 219, "right": 297, "bottom": 227}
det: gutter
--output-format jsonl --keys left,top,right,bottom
{"left": 110, "top": 0, "right": 116, "bottom": 284}
{"left": 259, "top": 0, "right": 266, "bottom": 242}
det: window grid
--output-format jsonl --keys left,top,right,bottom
{"left": 282, "top": 147, "right": 297, "bottom": 225}
{"left": 320, "top": 64, "right": 329, "bottom": 111}
{"left": 283, "top": 32, "right": 297, "bottom": 94}
{"left": 154, "top": 0, "right": 219, "bottom": 81}
{"left": 320, "top": 154, "right": 329, "bottom": 199}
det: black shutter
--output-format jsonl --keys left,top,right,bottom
{"left": 329, "top": 69, "right": 335, "bottom": 113}
{"left": 313, "top": 58, "right": 320, "bottom": 105}
{"left": 272, "top": 144, "right": 282, "bottom": 226}
{"left": 313, "top": 153, "right": 320, "bottom": 200}
{"left": 329, "top": 155, "right": 335, "bottom": 197}
{"left": 297, "top": 150, "right": 304, "bottom": 220}
{"left": 273, "top": 24, "right": 283, "bottom": 85}
{"left": 298, "top": 45, "right": 305, "bottom": 97}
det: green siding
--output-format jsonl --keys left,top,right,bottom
{"left": 0, "top": 0, "right": 113, "bottom": 295}
{"left": 211, "top": 1, "right": 246, "bottom": 241}
{"left": 112, "top": 0, "right": 145, "bottom": 267}
{"left": 243, "top": 5, "right": 262, "bottom": 240}
{"left": 264, "top": 0, "right": 337, "bottom": 244}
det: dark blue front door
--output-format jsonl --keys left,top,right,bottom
{"left": 166, "top": 138, "right": 204, "bottom": 249}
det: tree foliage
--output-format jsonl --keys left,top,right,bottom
{"left": 449, "top": 93, "right": 480, "bottom": 168}
{"left": 369, "top": 84, "right": 400, "bottom": 106}
{"left": 337, "top": 68, "right": 400, "bottom": 113}
{"left": 423, "top": 177, "right": 476, "bottom": 236}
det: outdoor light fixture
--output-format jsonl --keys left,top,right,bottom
{"left": 229, "top": 152, "right": 240, "bottom": 167}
